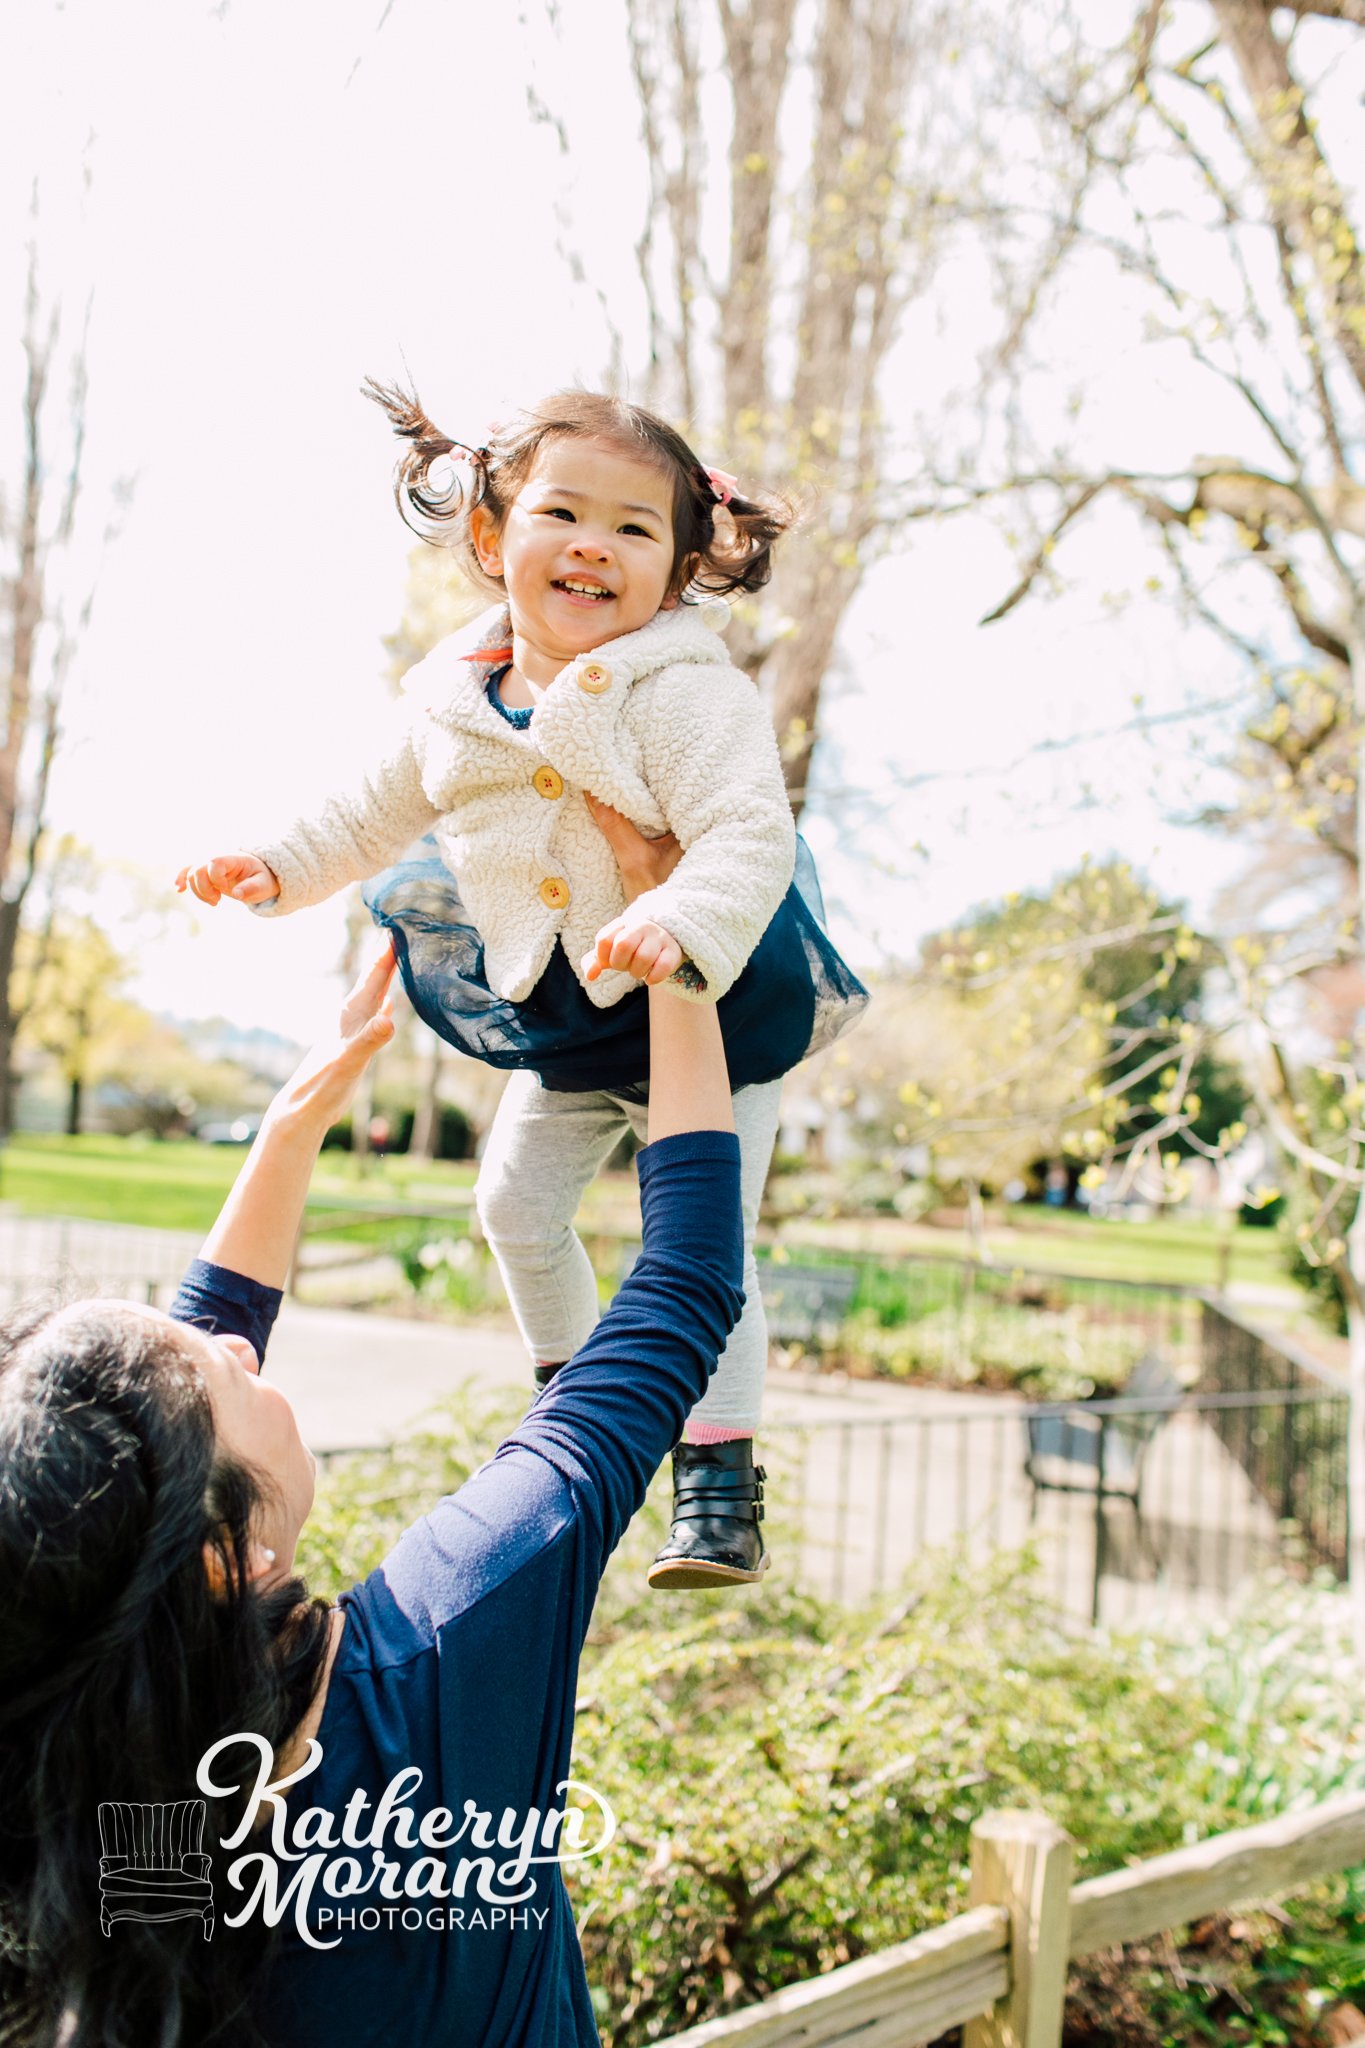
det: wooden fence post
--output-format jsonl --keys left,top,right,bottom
{"left": 963, "top": 1810, "right": 1074, "bottom": 2048}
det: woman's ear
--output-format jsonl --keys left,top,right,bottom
{"left": 469, "top": 502, "right": 504, "bottom": 578}
{"left": 203, "top": 1538, "right": 278, "bottom": 1600}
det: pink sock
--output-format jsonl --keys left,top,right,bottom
{"left": 684, "top": 1422, "right": 753, "bottom": 1446}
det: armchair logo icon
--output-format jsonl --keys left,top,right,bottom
{"left": 97, "top": 1801, "right": 214, "bottom": 1940}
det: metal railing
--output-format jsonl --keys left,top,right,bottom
{"left": 0, "top": 1214, "right": 203, "bottom": 1306}
{"left": 752, "top": 1383, "right": 1347, "bottom": 1627}
{"left": 0, "top": 1209, "right": 1347, "bottom": 1628}
{"left": 1199, "top": 1296, "right": 1348, "bottom": 1574}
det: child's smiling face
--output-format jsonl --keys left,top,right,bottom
{"left": 472, "top": 437, "right": 682, "bottom": 682}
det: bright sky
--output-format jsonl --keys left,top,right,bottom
{"left": 2, "top": 0, "right": 1354, "bottom": 1044}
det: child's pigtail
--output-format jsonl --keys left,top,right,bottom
{"left": 361, "top": 377, "right": 489, "bottom": 540}
{"left": 688, "top": 472, "right": 795, "bottom": 599}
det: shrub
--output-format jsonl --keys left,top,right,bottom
{"left": 298, "top": 1410, "right": 1363, "bottom": 2048}
{"left": 319, "top": 1104, "right": 473, "bottom": 1158}
{"left": 838, "top": 1301, "right": 1150, "bottom": 1400}
{"left": 385, "top": 1221, "right": 506, "bottom": 1316}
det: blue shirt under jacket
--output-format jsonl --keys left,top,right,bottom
{"left": 168, "top": 1129, "right": 744, "bottom": 2048}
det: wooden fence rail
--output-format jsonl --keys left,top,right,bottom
{"left": 660, "top": 1789, "right": 1365, "bottom": 2048}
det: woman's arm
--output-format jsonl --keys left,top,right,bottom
{"left": 193, "top": 945, "right": 398, "bottom": 1289}
{"left": 643, "top": 978, "right": 736, "bottom": 1141}
{"left": 581, "top": 796, "right": 737, "bottom": 1143}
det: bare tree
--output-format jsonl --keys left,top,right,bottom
{"left": 0, "top": 231, "right": 111, "bottom": 1136}
{"left": 893, "top": 0, "right": 1365, "bottom": 1639}
{"left": 596, "top": 0, "right": 1017, "bottom": 816}
{"left": 377, "top": 549, "right": 495, "bottom": 1160}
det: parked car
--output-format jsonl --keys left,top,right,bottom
{"left": 195, "top": 1117, "right": 262, "bottom": 1145}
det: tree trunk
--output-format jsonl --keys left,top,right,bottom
{"left": 1345, "top": 1235, "right": 1365, "bottom": 1660}
{"left": 351, "top": 1064, "right": 374, "bottom": 1167}
{"left": 626, "top": 0, "right": 924, "bottom": 807}
{"left": 66, "top": 1071, "right": 82, "bottom": 1137}
{"left": 1210, "top": 0, "right": 1365, "bottom": 400}
{"left": 767, "top": 535, "right": 865, "bottom": 818}
{"left": 411, "top": 1032, "right": 444, "bottom": 1160}
{"left": 1346, "top": 624, "right": 1365, "bottom": 1657}
{"left": 0, "top": 898, "right": 23, "bottom": 1138}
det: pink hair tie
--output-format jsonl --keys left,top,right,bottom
{"left": 704, "top": 466, "right": 739, "bottom": 507}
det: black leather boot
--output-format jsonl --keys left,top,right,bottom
{"left": 647, "top": 1438, "right": 768, "bottom": 1590}
{"left": 525, "top": 1361, "right": 563, "bottom": 1414}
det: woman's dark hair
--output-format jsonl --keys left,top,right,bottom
{"left": 0, "top": 1300, "right": 334, "bottom": 2048}
{"left": 362, "top": 380, "right": 794, "bottom": 602}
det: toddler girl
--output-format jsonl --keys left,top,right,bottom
{"left": 177, "top": 384, "right": 867, "bottom": 1590}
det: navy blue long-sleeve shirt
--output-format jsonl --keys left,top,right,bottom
{"left": 168, "top": 1130, "right": 743, "bottom": 2048}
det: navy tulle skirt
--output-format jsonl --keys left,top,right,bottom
{"left": 364, "top": 836, "right": 868, "bottom": 1100}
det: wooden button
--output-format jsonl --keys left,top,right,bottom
{"left": 532, "top": 765, "right": 564, "bottom": 800}
{"left": 539, "top": 876, "right": 571, "bottom": 909}
{"left": 577, "top": 661, "right": 613, "bottom": 695}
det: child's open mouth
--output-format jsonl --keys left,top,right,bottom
{"left": 552, "top": 579, "right": 615, "bottom": 603}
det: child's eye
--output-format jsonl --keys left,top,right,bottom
{"left": 621, "top": 523, "right": 652, "bottom": 538}
{"left": 544, "top": 507, "right": 576, "bottom": 522}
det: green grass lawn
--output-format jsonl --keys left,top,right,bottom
{"left": 0, "top": 1134, "right": 477, "bottom": 1235}
{"left": 1008, "top": 1214, "right": 1287, "bottom": 1289}
{"left": 784, "top": 1208, "right": 1294, "bottom": 1292}
{"left": 0, "top": 1133, "right": 1298, "bottom": 1297}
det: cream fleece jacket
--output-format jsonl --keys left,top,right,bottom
{"left": 248, "top": 602, "right": 797, "bottom": 1010}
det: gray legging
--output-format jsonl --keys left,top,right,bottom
{"left": 476, "top": 1070, "right": 783, "bottom": 1437}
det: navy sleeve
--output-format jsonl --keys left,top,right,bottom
{"left": 168, "top": 1259, "right": 284, "bottom": 1368}
{"left": 488, "top": 1127, "right": 745, "bottom": 1574}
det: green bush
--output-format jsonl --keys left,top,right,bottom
{"left": 1163, "top": 1571, "right": 1365, "bottom": 1815}
{"left": 299, "top": 1410, "right": 1364, "bottom": 2048}
{"left": 568, "top": 1553, "right": 1250, "bottom": 2042}
{"left": 319, "top": 1104, "right": 472, "bottom": 1158}
{"left": 846, "top": 1258, "right": 961, "bottom": 1330}
{"left": 295, "top": 1386, "right": 520, "bottom": 1591}
{"left": 838, "top": 1301, "right": 1151, "bottom": 1400}
{"left": 388, "top": 1221, "right": 506, "bottom": 1316}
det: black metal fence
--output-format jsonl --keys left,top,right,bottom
{"left": 754, "top": 1382, "right": 1347, "bottom": 1627}
{"left": 1198, "top": 1296, "right": 1348, "bottom": 1576}
{"left": 0, "top": 1210, "right": 1349, "bottom": 1628}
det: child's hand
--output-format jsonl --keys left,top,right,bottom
{"left": 174, "top": 853, "right": 279, "bottom": 907}
{"left": 584, "top": 913, "right": 685, "bottom": 986}
{"left": 582, "top": 792, "right": 686, "bottom": 985}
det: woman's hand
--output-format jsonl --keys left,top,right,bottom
{"left": 582, "top": 794, "right": 687, "bottom": 986}
{"left": 265, "top": 941, "right": 399, "bottom": 1136}
{"left": 197, "top": 943, "right": 400, "bottom": 1289}
{"left": 175, "top": 853, "right": 279, "bottom": 907}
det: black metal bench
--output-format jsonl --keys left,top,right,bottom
{"left": 1025, "top": 1353, "right": 1183, "bottom": 1615}
{"left": 758, "top": 1261, "right": 859, "bottom": 1358}
{"left": 1025, "top": 1353, "right": 1183, "bottom": 1511}
{"left": 616, "top": 1247, "right": 859, "bottom": 1359}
